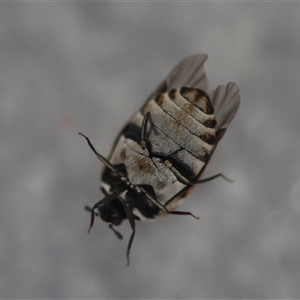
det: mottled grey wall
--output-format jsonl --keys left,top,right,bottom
{"left": 1, "top": 3, "right": 300, "bottom": 299}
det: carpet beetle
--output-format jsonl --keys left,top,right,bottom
{"left": 80, "top": 53, "right": 240, "bottom": 265}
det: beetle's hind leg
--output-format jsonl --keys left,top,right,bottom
{"left": 139, "top": 186, "right": 199, "bottom": 220}
{"left": 140, "top": 112, "right": 158, "bottom": 150}
{"left": 195, "top": 173, "right": 233, "bottom": 184}
{"left": 193, "top": 128, "right": 233, "bottom": 184}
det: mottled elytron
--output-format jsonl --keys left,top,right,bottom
{"left": 80, "top": 54, "right": 240, "bottom": 265}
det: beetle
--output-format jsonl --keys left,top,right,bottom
{"left": 79, "top": 53, "right": 240, "bottom": 265}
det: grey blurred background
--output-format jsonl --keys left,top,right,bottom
{"left": 1, "top": 2, "right": 300, "bottom": 299}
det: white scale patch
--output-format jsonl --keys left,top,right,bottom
{"left": 156, "top": 91, "right": 215, "bottom": 137}
{"left": 122, "top": 138, "right": 178, "bottom": 194}
{"left": 142, "top": 99, "right": 214, "bottom": 160}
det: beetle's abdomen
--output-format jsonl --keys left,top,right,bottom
{"left": 142, "top": 88, "right": 217, "bottom": 181}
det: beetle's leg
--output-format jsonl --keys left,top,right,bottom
{"left": 195, "top": 173, "right": 233, "bottom": 184}
{"left": 167, "top": 163, "right": 193, "bottom": 185}
{"left": 139, "top": 186, "right": 199, "bottom": 220}
{"left": 167, "top": 210, "right": 200, "bottom": 218}
{"left": 192, "top": 129, "right": 232, "bottom": 184}
{"left": 79, "top": 132, "right": 126, "bottom": 178}
{"left": 87, "top": 189, "right": 126, "bottom": 233}
{"left": 84, "top": 205, "right": 99, "bottom": 217}
{"left": 149, "top": 149, "right": 195, "bottom": 185}
{"left": 140, "top": 112, "right": 158, "bottom": 150}
{"left": 142, "top": 116, "right": 188, "bottom": 175}
{"left": 119, "top": 197, "right": 136, "bottom": 266}
{"left": 126, "top": 230, "right": 135, "bottom": 267}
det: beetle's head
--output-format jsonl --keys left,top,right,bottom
{"left": 99, "top": 198, "right": 126, "bottom": 226}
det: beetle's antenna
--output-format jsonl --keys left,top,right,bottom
{"left": 88, "top": 189, "right": 126, "bottom": 233}
{"left": 109, "top": 224, "right": 123, "bottom": 240}
{"left": 79, "top": 132, "right": 125, "bottom": 177}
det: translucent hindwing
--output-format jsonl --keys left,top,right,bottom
{"left": 80, "top": 53, "right": 240, "bottom": 265}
